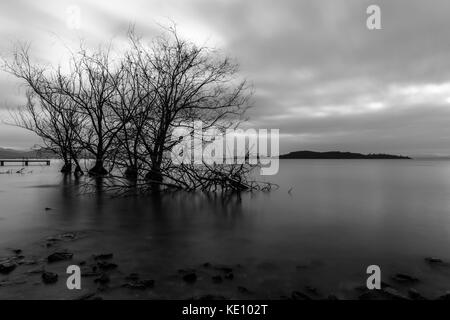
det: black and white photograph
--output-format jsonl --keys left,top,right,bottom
{"left": 0, "top": 0, "right": 449, "bottom": 311}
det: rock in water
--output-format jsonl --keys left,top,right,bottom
{"left": 0, "top": 262, "right": 16, "bottom": 274}
{"left": 123, "top": 279, "right": 155, "bottom": 290}
{"left": 237, "top": 286, "right": 252, "bottom": 294}
{"left": 212, "top": 275, "right": 223, "bottom": 284}
{"left": 391, "top": 273, "right": 419, "bottom": 283}
{"left": 47, "top": 252, "right": 73, "bottom": 263}
{"left": 291, "top": 291, "right": 312, "bottom": 300}
{"left": 125, "top": 273, "right": 140, "bottom": 281}
{"left": 182, "top": 273, "right": 197, "bottom": 283}
{"left": 97, "top": 261, "right": 118, "bottom": 271}
{"left": 93, "top": 253, "right": 113, "bottom": 260}
{"left": 224, "top": 273, "right": 234, "bottom": 280}
{"left": 437, "top": 292, "right": 450, "bottom": 300}
{"left": 424, "top": 257, "right": 446, "bottom": 265}
{"left": 42, "top": 272, "right": 58, "bottom": 284}
{"left": 408, "top": 288, "right": 426, "bottom": 300}
{"left": 383, "top": 288, "right": 409, "bottom": 300}
{"left": 94, "top": 273, "right": 110, "bottom": 285}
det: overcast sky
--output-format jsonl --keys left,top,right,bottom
{"left": 1, "top": 0, "right": 450, "bottom": 156}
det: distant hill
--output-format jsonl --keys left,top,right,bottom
{"left": 280, "top": 150, "right": 411, "bottom": 160}
{"left": 0, "top": 147, "right": 56, "bottom": 159}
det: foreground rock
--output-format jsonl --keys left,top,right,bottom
{"left": 359, "top": 288, "right": 409, "bottom": 300}
{"left": 94, "top": 253, "right": 113, "bottom": 260}
{"left": 437, "top": 292, "right": 450, "bottom": 300}
{"left": 42, "top": 271, "right": 58, "bottom": 284}
{"left": 0, "top": 261, "right": 17, "bottom": 274}
{"left": 123, "top": 279, "right": 155, "bottom": 290}
{"left": 47, "top": 251, "right": 73, "bottom": 263}
{"left": 291, "top": 291, "right": 312, "bottom": 300}
{"left": 391, "top": 273, "right": 419, "bottom": 283}
{"left": 182, "top": 273, "right": 197, "bottom": 283}
{"left": 408, "top": 288, "right": 427, "bottom": 300}
{"left": 94, "top": 273, "right": 110, "bottom": 285}
{"left": 192, "top": 294, "right": 228, "bottom": 300}
{"left": 237, "top": 286, "right": 252, "bottom": 294}
{"left": 97, "top": 261, "right": 118, "bottom": 271}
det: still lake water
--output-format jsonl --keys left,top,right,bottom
{"left": 1, "top": 159, "right": 450, "bottom": 299}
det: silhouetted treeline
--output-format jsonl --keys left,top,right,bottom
{"left": 280, "top": 151, "right": 411, "bottom": 159}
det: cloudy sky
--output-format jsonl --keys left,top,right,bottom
{"left": 1, "top": 0, "right": 450, "bottom": 156}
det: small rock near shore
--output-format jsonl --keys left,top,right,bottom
{"left": 291, "top": 291, "right": 312, "bottom": 300}
{"left": 391, "top": 273, "right": 419, "bottom": 283}
{"left": 94, "top": 253, "right": 113, "bottom": 260}
{"left": 0, "top": 262, "right": 17, "bottom": 274}
{"left": 97, "top": 261, "right": 118, "bottom": 271}
{"left": 183, "top": 273, "right": 197, "bottom": 283}
{"left": 42, "top": 271, "right": 58, "bottom": 284}
{"left": 224, "top": 272, "right": 234, "bottom": 280}
{"left": 47, "top": 251, "right": 73, "bottom": 263}
{"left": 408, "top": 288, "right": 427, "bottom": 300}
{"left": 94, "top": 273, "right": 110, "bottom": 285}
{"left": 212, "top": 275, "right": 223, "bottom": 284}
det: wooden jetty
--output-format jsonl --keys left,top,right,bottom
{"left": 0, "top": 159, "right": 51, "bottom": 166}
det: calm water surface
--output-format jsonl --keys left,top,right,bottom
{"left": 1, "top": 159, "right": 450, "bottom": 299}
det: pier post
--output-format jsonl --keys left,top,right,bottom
{"left": 0, "top": 161, "right": 3, "bottom": 166}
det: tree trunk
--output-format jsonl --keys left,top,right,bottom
{"left": 125, "top": 165, "right": 138, "bottom": 180}
{"left": 145, "top": 163, "right": 163, "bottom": 190}
{"left": 60, "top": 158, "right": 72, "bottom": 173}
{"left": 88, "top": 159, "right": 108, "bottom": 176}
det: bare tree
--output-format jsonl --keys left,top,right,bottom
{"left": 4, "top": 45, "right": 84, "bottom": 174}
{"left": 3, "top": 26, "right": 274, "bottom": 193}
{"left": 127, "top": 27, "right": 251, "bottom": 189}
{"left": 55, "top": 47, "right": 124, "bottom": 176}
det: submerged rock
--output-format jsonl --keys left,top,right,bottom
{"left": 224, "top": 273, "right": 234, "bottom": 280}
{"left": 237, "top": 286, "right": 252, "bottom": 294}
{"left": 42, "top": 271, "right": 58, "bottom": 284}
{"left": 359, "top": 288, "right": 409, "bottom": 300}
{"left": 182, "top": 273, "right": 197, "bottom": 283}
{"left": 408, "top": 288, "right": 427, "bottom": 300}
{"left": 123, "top": 279, "right": 155, "bottom": 290}
{"left": 94, "top": 273, "right": 110, "bottom": 285}
{"left": 0, "top": 279, "right": 27, "bottom": 286}
{"left": 391, "top": 273, "right": 419, "bottom": 283}
{"left": 193, "top": 294, "right": 227, "bottom": 300}
{"left": 26, "top": 266, "right": 45, "bottom": 274}
{"left": 97, "top": 261, "right": 118, "bottom": 271}
{"left": 425, "top": 257, "right": 443, "bottom": 264}
{"left": 93, "top": 253, "right": 113, "bottom": 260}
{"left": 437, "top": 292, "right": 450, "bottom": 300}
{"left": 0, "top": 261, "right": 16, "bottom": 274}
{"left": 47, "top": 251, "right": 73, "bottom": 263}
{"left": 215, "top": 265, "right": 233, "bottom": 273}
{"left": 125, "top": 273, "right": 140, "bottom": 281}
{"left": 291, "top": 291, "right": 312, "bottom": 300}
{"left": 305, "top": 286, "right": 319, "bottom": 296}
{"left": 383, "top": 288, "right": 409, "bottom": 300}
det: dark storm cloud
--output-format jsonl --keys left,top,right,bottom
{"left": 1, "top": 0, "right": 450, "bottom": 154}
